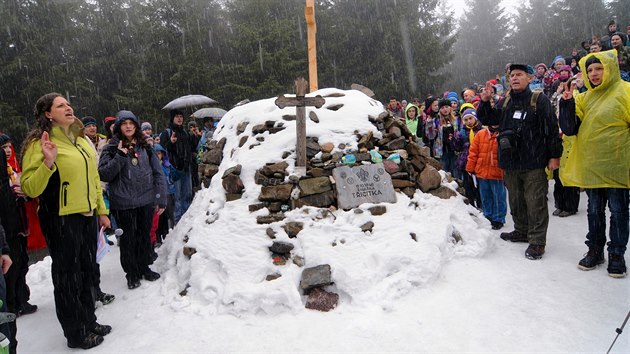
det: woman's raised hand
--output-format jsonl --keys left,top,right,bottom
{"left": 41, "top": 131, "right": 57, "bottom": 168}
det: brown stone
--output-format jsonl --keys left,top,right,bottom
{"left": 320, "top": 142, "right": 334, "bottom": 153}
{"left": 305, "top": 288, "right": 339, "bottom": 312}
{"left": 266, "top": 227, "right": 277, "bottom": 239}
{"left": 249, "top": 203, "right": 266, "bottom": 212}
{"left": 236, "top": 122, "right": 249, "bottom": 134}
{"left": 409, "top": 156, "right": 426, "bottom": 172}
{"left": 392, "top": 179, "right": 415, "bottom": 188}
{"left": 360, "top": 221, "right": 375, "bottom": 233}
{"left": 368, "top": 205, "right": 387, "bottom": 216}
{"left": 203, "top": 164, "right": 220, "bottom": 178}
{"left": 222, "top": 164, "right": 242, "bottom": 178}
{"left": 282, "top": 114, "right": 296, "bottom": 121}
{"left": 309, "top": 168, "right": 326, "bottom": 177}
{"left": 417, "top": 165, "right": 442, "bottom": 192}
{"left": 222, "top": 174, "right": 244, "bottom": 194}
{"left": 402, "top": 187, "right": 416, "bottom": 198}
{"left": 299, "top": 176, "right": 332, "bottom": 197}
{"left": 428, "top": 185, "right": 458, "bottom": 200}
{"left": 261, "top": 161, "right": 289, "bottom": 177}
{"left": 225, "top": 193, "right": 242, "bottom": 201}
{"left": 256, "top": 213, "right": 286, "bottom": 224}
{"left": 266, "top": 274, "right": 282, "bottom": 281}
{"left": 309, "top": 111, "right": 319, "bottom": 123}
{"left": 238, "top": 135, "right": 248, "bottom": 147}
{"left": 283, "top": 222, "right": 304, "bottom": 238}
{"left": 385, "top": 136, "right": 406, "bottom": 150}
{"left": 259, "top": 184, "right": 293, "bottom": 201}
{"left": 252, "top": 124, "right": 266, "bottom": 134}
{"left": 294, "top": 190, "right": 336, "bottom": 208}
{"left": 183, "top": 246, "right": 197, "bottom": 258}
{"left": 355, "top": 152, "right": 371, "bottom": 162}
{"left": 268, "top": 202, "right": 283, "bottom": 212}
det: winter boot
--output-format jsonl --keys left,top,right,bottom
{"left": 577, "top": 247, "right": 605, "bottom": 271}
{"left": 525, "top": 244, "right": 545, "bottom": 260}
{"left": 127, "top": 276, "right": 141, "bottom": 290}
{"left": 607, "top": 253, "right": 627, "bottom": 278}
{"left": 17, "top": 302, "right": 38, "bottom": 317}
{"left": 552, "top": 209, "right": 562, "bottom": 216}
{"left": 142, "top": 269, "right": 161, "bottom": 281}
{"left": 500, "top": 230, "right": 528, "bottom": 242}
{"left": 91, "top": 323, "right": 112, "bottom": 336}
{"left": 96, "top": 291, "right": 115, "bottom": 305}
{"left": 67, "top": 333, "right": 104, "bottom": 349}
{"left": 490, "top": 221, "right": 504, "bottom": 230}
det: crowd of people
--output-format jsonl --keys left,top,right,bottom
{"left": 386, "top": 19, "right": 629, "bottom": 269}
{"left": 0, "top": 18, "right": 627, "bottom": 352}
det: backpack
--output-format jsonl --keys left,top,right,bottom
{"left": 501, "top": 88, "right": 543, "bottom": 113}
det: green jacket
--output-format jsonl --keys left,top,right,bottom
{"left": 21, "top": 123, "right": 107, "bottom": 216}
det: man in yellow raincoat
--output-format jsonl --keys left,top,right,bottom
{"left": 558, "top": 49, "right": 630, "bottom": 278}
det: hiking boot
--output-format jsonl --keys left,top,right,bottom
{"left": 17, "top": 302, "right": 38, "bottom": 317}
{"left": 490, "top": 221, "right": 504, "bottom": 230}
{"left": 142, "top": 269, "right": 161, "bottom": 281}
{"left": 500, "top": 230, "right": 528, "bottom": 242}
{"left": 127, "top": 277, "right": 141, "bottom": 290}
{"left": 96, "top": 291, "right": 115, "bottom": 305}
{"left": 608, "top": 253, "right": 627, "bottom": 278}
{"left": 552, "top": 209, "right": 562, "bottom": 216}
{"left": 558, "top": 210, "right": 576, "bottom": 217}
{"left": 91, "top": 323, "right": 112, "bottom": 336}
{"left": 67, "top": 333, "right": 104, "bottom": 349}
{"left": 577, "top": 247, "right": 605, "bottom": 271}
{"left": 525, "top": 244, "right": 545, "bottom": 260}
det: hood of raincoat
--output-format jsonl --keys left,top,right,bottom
{"left": 404, "top": 103, "right": 420, "bottom": 120}
{"left": 579, "top": 50, "right": 620, "bottom": 91}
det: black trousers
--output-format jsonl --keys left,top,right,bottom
{"left": 39, "top": 213, "right": 98, "bottom": 343}
{"left": 553, "top": 169, "right": 580, "bottom": 213}
{"left": 113, "top": 204, "right": 154, "bottom": 280}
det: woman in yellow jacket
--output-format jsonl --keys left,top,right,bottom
{"left": 20, "top": 93, "right": 112, "bottom": 349}
{"left": 558, "top": 50, "right": 630, "bottom": 278}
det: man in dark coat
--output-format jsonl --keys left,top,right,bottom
{"left": 159, "top": 110, "right": 196, "bottom": 222}
{"left": 477, "top": 63, "right": 563, "bottom": 260}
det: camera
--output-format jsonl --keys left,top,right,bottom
{"left": 498, "top": 129, "right": 519, "bottom": 154}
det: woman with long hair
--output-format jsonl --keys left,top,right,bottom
{"left": 98, "top": 110, "right": 166, "bottom": 290}
{"left": 20, "top": 93, "right": 111, "bottom": 349}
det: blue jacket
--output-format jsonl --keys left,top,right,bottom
{"left": 98, "top": 137, "right": 167, "bottom": 210}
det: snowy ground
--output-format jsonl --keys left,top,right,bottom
{"left": 19, "top": 184, "right": 629, "bottom": 353}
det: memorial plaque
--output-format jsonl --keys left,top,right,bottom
{"left": 332, "top": 163, "right": 397, "bottom": 209}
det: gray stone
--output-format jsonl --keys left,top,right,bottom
{"left": 390, "top": 172, "right": 409, "bottom": 179}
{"left": 428, "top": 186, "right": 458, "bottom": 200}
{"left": 417, "top": 165, "right": 442, "bottom": 192}
{"left": 368, "top": 205, "right": 387, "bottom": 216}
{"left": 282, "top": 114, "right": 296, "bottom": 121}
{"left": 300, "top": 264, "right": 332, "bottom": 290}
{"left": 268, "top": 127, "right": 286, "bottom": 134}
{"left": 326, "top": 103, "right": 344, "bottom": 111}
{"left": 385, "top": 136, "right": 406, "bottom": 150}
{"left": 238, "top": 135, "right": 248, "bottom": 147}
{"left": 269, "top": 241, "right": 294, "bottom": 254}
{"left": 237, "top": 122, "right": 249, "bottom": 134}
{"left": 410, "top": 232, "right": 417, "bottom": 242}
{"left": 252, "top": 124, "right": 267, "bottom": 134}
{"left": 305, "top": 288, "right": 339, "bottom": 312}
{"left": 256, "top": 136, "right": 265, "bottom": 142}
{"left": 299, "top": 177, "right": 332, "bottom": 197}
{"left": 266, "top": 274, "right": 282, "bottom": 281}
{"left": 332, "top": 164, "right": 397, "bottom": 210}
{"left": 261, "top": 161, "right": 289, "bottom": 177}
{"left": 259, "top": 184, "right": 293, "bottom": 201}
{"left": 249, "top": 203, "right": 267, "bottom": 212}
{"left": 360, "top": 221, "right": 375, "bottom": 233}
{"left": 292, "top": 255, "right": 305, "bottom": 267}
{"left": 282, "top": 151, "right": 291, "bottom": 159}
{"left": 267, "top": 202, "right": 283, "bottom": 212}
{"left": 222, "top": 164, "right": 242, "bottom": 178}
{"left": 306, "top": 139, "right": 321, "bottom": 158}
{"left": 355, "top": 152, "right": 371, "bottom": 162}
{"left": 283, "top": 222, "right": 304, "bottom": 238}
{"left": 204, "top": 149, "right": 223, "bottom": 165}
{"left": 309, "top": 111, "right": 319, "bottom": 123}
{"left": 266, "top": 227, "right": 277, "bottom": 239}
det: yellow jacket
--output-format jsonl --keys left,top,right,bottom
{"left": 560, "top": 50, "right": 630, "bottom": 188}
{"left": 21, "top": 120, "right": 107, "bottom": 216}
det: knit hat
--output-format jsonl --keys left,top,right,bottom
{"left": 0, "top": 134, "right": 10, "bottom": 146}
{"left": 114, "top": 110, "right": 139, "bottom": 133}
{"left": 459, "top": 103, "right": 475, "bottom": 114}
{"left": 141, "top": 122, "right": 152, "bottom": 131}
{"left": 438, "top": 98, "right": 452, "bottom": 109}
{"left": 461, "top": 108, "right": 477, "bottom": 120}
{"left": 560, "top": 65, "right": 572, "bottom": 73}
{"left": 81, "top": 116, "right": 97, "bottom": 127}
{"left": 535, "top": 63, "right": 547, "bottom": 71}
{"left": 187, "top": 121, "right": 198, "bottom": 129}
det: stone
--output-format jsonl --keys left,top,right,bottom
{"left": 390, "top": 172, "right": 409, "bottom": 179}
{"left": 309, "top": 168, "right": 326, "bottom": 177}
{"left": 292, "top": 255, "right": 305, "bottom": 267}
{"left": 402, "top": 187, "right": 416, "bottom": 198}
{"left": 283, "top": 222, "right": 304, "bottom": 238}
{"left": 305, "top": 287, "right": 339, "bottom": 312}
{"left": 417, "top": 165, "right": 442, "bottom": 192}
{"left": 294, "top": 190, "right": 336, "bottom": 208}
{"left": 268, "top": 127, "right": 286, "bottom": 134}
{"left": 337, "top": 143, "right": 346, "bottom": 150}
{"left": 237, "top": 136, "right": 248, "bottom": 147}
{"left": 357, "top": 131, "right": 373, "bottom": 150}
{"left": 266, "top": 274, "right": 282, "bottom": 281}
{"left": 252, "top": 124, "right": 266, "bottom": 134}
{"left": 383, "top": 160, "right": 400, "bottom": 174}
{"left": 405, "top": 142, "right": 424, "bottom": 157}
{"left": 271, "top": 254, "right": 287, "bottom": 265}
{"left": 351, "top": 83, "right": 375, "bottom": 98}
{"left": 256, "top": 213, "right": 286, "bottom": 224}
{"left": 268, "top": 202, "right": 283, "bottom": 212}
{"left": 222, "top": 174, "right": 244, "bottom": 194}
{"left": 306, "top": 139, "right": 321, "bottom": 158}
{"left": 385, "top": 136, "right": 406, "bottom": 150}
{"left": 368, "top": 205, "right": 387, "bottom": 216}
{"left": 266, "top": 227, "right": 277, "bottom": 239}
{"left": 326, "top": 103, "right": 344, "bottom": 111}
{"left": 202, "top": 164, "right": 219, "bottom": 178}
{"left": 393, "top": 149, "right": 408, "bottom": 160}
{"left": 298, "top": 177, "right": 332, "bottom": 197}
{"left": 309, "top": 111, "right": 319, "bottom": 123}
{"left": 222, "top": 164, "right": 242, "bottom": 178}
{"left": 206, "top": 149, "right": 224, "bottom": 165}
{"left": 410, "top": 232, "right": 417, "bottom": 242}
{"left": 269, "top": 241, "right": 294, "bottom": 254}
{"left": 409, "top": 156, "right": 426, "bottom": 172}
{"left": 236, "top": 121, "right": 249, "bottom": 134}
{"left": 300, "top": 264, "right": 332, "bottom": 290}
{"left": 254, "top": 170, "right": 269, "bottom": 185}
{"left": 355, "top": 152, "right": 371, "bottom": 162}
{"left": 183, "top": 246, "right": 197, "bottom": 258}
{"left": 428, "top": 186, "right": 458, "bottom": 200}
{"left": 360, "top": 221, "right": 374, "bottom": 233}
{"left": 320, "top": 142, "right": 334, "bottom": 153}
{"left": 332, "top": 164, "right": 397, "bottom": 210}
{"left": 392, "top": 179, "right": 415, "bottom": 188}
{"left": 259, "top": 184, "right": 293, "bottom": 201}
{"left": 261, "top": 161, "right": 289, "bottom": 177}
{"left": 282, "top": 114, "right": 296, "bottom": 121}
{"left": 225, "top": 193, "right": 242, "bottom": 201}
{"left": 217, "top": 137, "right": 227, "bottom": 150}
{"left": 387, "top": 126, "right": 402, "bottom": 138}
{"left": 451, "top": 229, "right": 463, "bottom": 243}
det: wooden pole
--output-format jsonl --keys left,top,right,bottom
{"left": 305, "top": 0, "right": 318, "bottom": 93}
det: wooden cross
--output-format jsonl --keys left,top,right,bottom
{"left": 275, "top": 77, "right": 325, "bottom": 176}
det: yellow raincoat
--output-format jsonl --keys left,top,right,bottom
{"left": 560, "top": 50, "right": 630, "bottom": 188}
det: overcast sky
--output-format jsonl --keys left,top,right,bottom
{"left": 445, "top": 0, "right": 519, "bottom": 19}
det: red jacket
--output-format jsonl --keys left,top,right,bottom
{"left": 465, "top": 128, "right": 503, "bottom": 180}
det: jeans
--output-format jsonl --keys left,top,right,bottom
{"left": 440, "top": 152, "right": 459, "bottom": 179}
{"left": 585, "top": 188, "right": 629, "bottom": 255}
{"left": 503, "top": 169, "right": 549, "bottom": 245}
{"left": 478, "top": 178, "right": 507, "bottom": 224}
{"left": 174, "top": 170, "right": 193, "bottom": 223}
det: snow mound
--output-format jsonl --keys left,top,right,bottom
{"left": 156, "top": 88, "right": 494, "bottom": 315}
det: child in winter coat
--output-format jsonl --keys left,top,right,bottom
{"left": 466, "top": 125, "right": 507, "bottom": 230}
{"left": 455, "top": 109, "right": 483, "bottom": 208}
